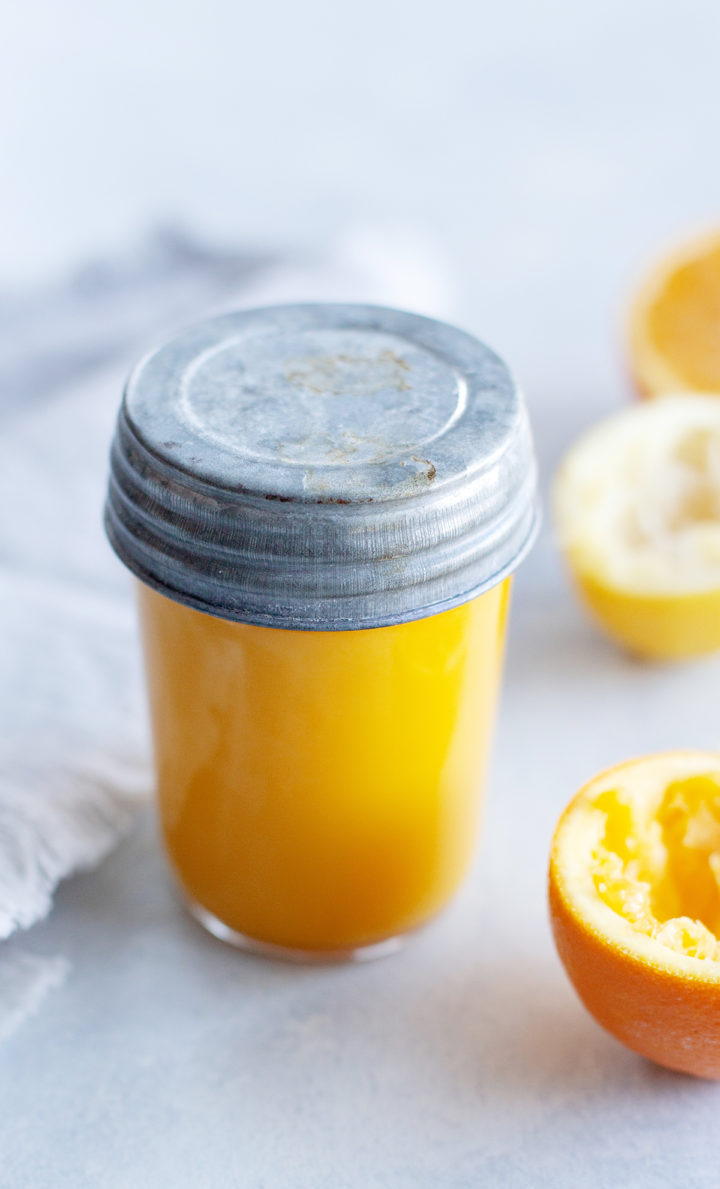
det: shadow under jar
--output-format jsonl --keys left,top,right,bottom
{"left": 105, "top": 303, "right": 538, "bottom": 961}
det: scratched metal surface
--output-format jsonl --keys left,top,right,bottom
{"left": 106, "top": 305, "right": 538, "bottom": 628}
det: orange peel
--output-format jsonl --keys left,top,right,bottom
{"left": 549, "top": 752, "right": 720, "bottom": 1079}
{"left": 630, "top": 229, "right": 720, "bottom": 396}
{"left": 554, "top": 395, "right": 720, "bottom": 659}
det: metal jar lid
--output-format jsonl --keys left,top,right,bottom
{"left": 105, "top": 303, "right": 538, "bottom": 630}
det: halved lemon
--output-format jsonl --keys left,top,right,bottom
{"left": 549, "top": 752, "right": 720, "bottom": 1078}
{"left": 554, "top": 395, "right": 720, "bottom": 660}
{"left": 630, "top": 229, "right": 720, "bottom": 396}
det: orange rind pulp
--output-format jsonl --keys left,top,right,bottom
{"left": 630, "top": 230, "right": 720, "bottom": 396}
{"left": 553, "top": 395, "right": 720, "bottom": 659}
{"left": 549, "top": 752, "right": 720, "bottom": 1078}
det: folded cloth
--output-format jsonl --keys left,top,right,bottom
{"left": 0, "top": 225, "right": 451, "bottom": 1036}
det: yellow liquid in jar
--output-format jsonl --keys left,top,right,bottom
{"left": 138, "top": 579, "right": 511, "bottom": 954}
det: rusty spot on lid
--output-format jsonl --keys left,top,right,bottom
{"left": 406, "top": 457, "right": 437, "bottom": 482}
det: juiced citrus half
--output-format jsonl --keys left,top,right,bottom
{"left": 554, "top": 395, "right": 720, "bottom": 659}
{"left": 630, "top": 230, "right": 720, "bottom": 396}
{"left": 549, "top": 752, "right": 720, "bottom": 1078}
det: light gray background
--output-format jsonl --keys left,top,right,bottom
{"left": 3, "top": 1, "right": 720, "bottom": 1185}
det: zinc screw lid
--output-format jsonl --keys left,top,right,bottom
{"left": 105, "top": 303, "right": 539, "bottom": 629}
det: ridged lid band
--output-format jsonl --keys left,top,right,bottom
{"left": 105, "top": 304, "right": 539, "bottom": 629}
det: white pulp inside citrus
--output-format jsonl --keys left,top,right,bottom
{"left": 554, "top": 395, "right": 720, "bottom": 592}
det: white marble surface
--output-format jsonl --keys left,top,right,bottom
{"left": 4, "top": 0, "right": 720, "bottom": 1184}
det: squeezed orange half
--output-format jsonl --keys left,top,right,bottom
{"left": 554, "top": 395, "right": 720, "bottom": 660}
{"left": 550, "top": 752, "right": 720, "bottom": 1078}
{"left": 629, "top": 230, "right": 720, "bottom": 396}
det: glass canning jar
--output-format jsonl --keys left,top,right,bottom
{"left": 105, "top": 303, "right": 538, "bottom": 961}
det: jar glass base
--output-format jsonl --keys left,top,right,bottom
{"left": 183, "top": 896, "right": 408, "bottom": 965}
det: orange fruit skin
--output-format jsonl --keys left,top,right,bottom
{"left": 570, "top": 569, "right": 720, "bottom": 661}
{"left": 628, "top": 229, "right": 720, "bottom": 398}
{"left": 550, "top": 843, "right": 720, "bottom": 1080}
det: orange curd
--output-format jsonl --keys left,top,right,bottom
{"left": 139, "top": 580, "right": 510, "bottom": 955}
